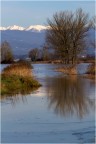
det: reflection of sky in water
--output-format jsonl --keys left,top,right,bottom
{"left": 1, "top": 64, "right": 95, "bottom": 118}
{"left": 1, "top": 64, "right": 95, "bottom": 143}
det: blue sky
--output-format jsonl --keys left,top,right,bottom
{"left": 1, "top": 1, "right": 95, "bottom": 27}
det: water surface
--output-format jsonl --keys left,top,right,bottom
{"left": 1, "top": 64, "right": 95, "bottom": 143}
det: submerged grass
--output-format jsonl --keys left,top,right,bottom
{"left": 1, "top": 61, "right": 41, "bottom": 96}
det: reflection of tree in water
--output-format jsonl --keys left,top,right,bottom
{"left": 1, "top": 94, "right": 28, "bottom": 107}
{"left": 46, "top": 76, "right": 94, "bottom": 118}
{"left": 1, "top": 87, "right": 38, "bottom": 106}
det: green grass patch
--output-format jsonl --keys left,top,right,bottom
{"left": 1, "top": 61, "right": 41, "bottom": 96}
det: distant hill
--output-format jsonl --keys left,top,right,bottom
{"left": 1, "top": 30, "right": 46, "bottom": 58}
{"left": 0, "top": 25, "right": 95, "bottom": 59}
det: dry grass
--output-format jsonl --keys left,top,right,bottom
{"left": 2, "top": 60, "right": 32, "bottom": 77}
{"left": 57, "top": 65, "right": 77, "bottom": 75}
{"left": 86, "top": 63, "right": 95, "bottom": 75}
{"left": 1, "top": 61, "right": 41, "bottom": 96}
{"left": 84, "top": 63, "right": 95, "bottom": 80}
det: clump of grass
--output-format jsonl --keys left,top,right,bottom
{"left": 84, "top": 63, "right": 95, "bottom": 79}
{"left": 1, "top": 61, "right": 41, "bottom": 96}
{"left": 2, "top": 60, "right": 33, "bottom": 77}
{"left": 86, "top": 63, "right": 95, "bottom": 75}
{"left": 57, "top": 65, "right": 77, "bottom": 75}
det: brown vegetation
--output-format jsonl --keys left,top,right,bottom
{"left": 2, "top": 60, "right": 32, "bottom": 77}
{"left": 1, "top": 61, "right": 41, "bottom": 96}
{"left": 56, "top": 65, "right": 77, "bottom": 75}
{"left": 83, "top": 63, "right": 95, "bottom": 80}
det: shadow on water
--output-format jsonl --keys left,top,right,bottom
{"left": 46, "top": 76, "right": 95, "bottom": 118}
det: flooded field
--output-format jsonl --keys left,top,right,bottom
{"left": 1, "top": 64, "right": 95, "bottom": 143}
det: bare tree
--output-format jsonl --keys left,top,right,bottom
{"left": 41, "top": 45, "right": 50, "bottom": 61}
{"left": 46, "top": 11, "right": 73, "bottom": 64}
{"left": 91, "top": 16, "right": 96, "bottom": 29}
{"left": 0, "top": 41, "right": 14, "bottom": 63}
{"left": 90, "top": 16, "right": 96, "bottom": 49}
{"left": 29, "top": 48, "right": 39, "bottom": 61}
{"left": 46, "top": 8, "right": 92, "bottom": 64}
{"left": 70, "top": 8, "right": 92, "bottom": 64}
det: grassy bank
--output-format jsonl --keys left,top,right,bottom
{"left": 1, "top": 61, "right": 41, "bottom": 96}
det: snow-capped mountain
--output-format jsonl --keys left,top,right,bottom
{"left": 25, "top": 25, "right": 49, "bottom": 32}
{"left": 0, "top": 25, "right": 25, "bottom": 31}
{"left": 0, "top": 27, "right": 6, "bottom": 30}
{"left": 0, "top": 25, "right": 49, "bottom": 32}
{"left": 6, "top": 25, "right": 25, "bottom": 31}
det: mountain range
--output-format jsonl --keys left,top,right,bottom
{"left": 0, "top": 25, "right": 49, "bottom": 32}
{"left": 0, "top": 25, "right": 47, "bottom": 58}
{"left": 0, "top": 25, "right": 95, "bottom": 59}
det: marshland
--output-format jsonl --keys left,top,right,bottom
{"left": 0, "top": 2, "right": 95, "bottom": 144}
{"left": 1, "top": 63, "right": 95, "bottom": 143}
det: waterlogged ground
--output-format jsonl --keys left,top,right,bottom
{"left": 1, "top": 64, "right": 95, "bottom": 143}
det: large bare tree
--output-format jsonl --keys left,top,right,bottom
{"left": 46, "top": 8, "right": 92, "bottom": 64}
{"left": 90, "top": 16, "right": 96, "bottom": 49}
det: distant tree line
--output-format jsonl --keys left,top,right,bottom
{"left": 28, "top": 46, "right": 54, "bottom": 61}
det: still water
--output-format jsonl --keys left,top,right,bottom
{"left": 1, "top": 64, "right": 95, "bottom": 143}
